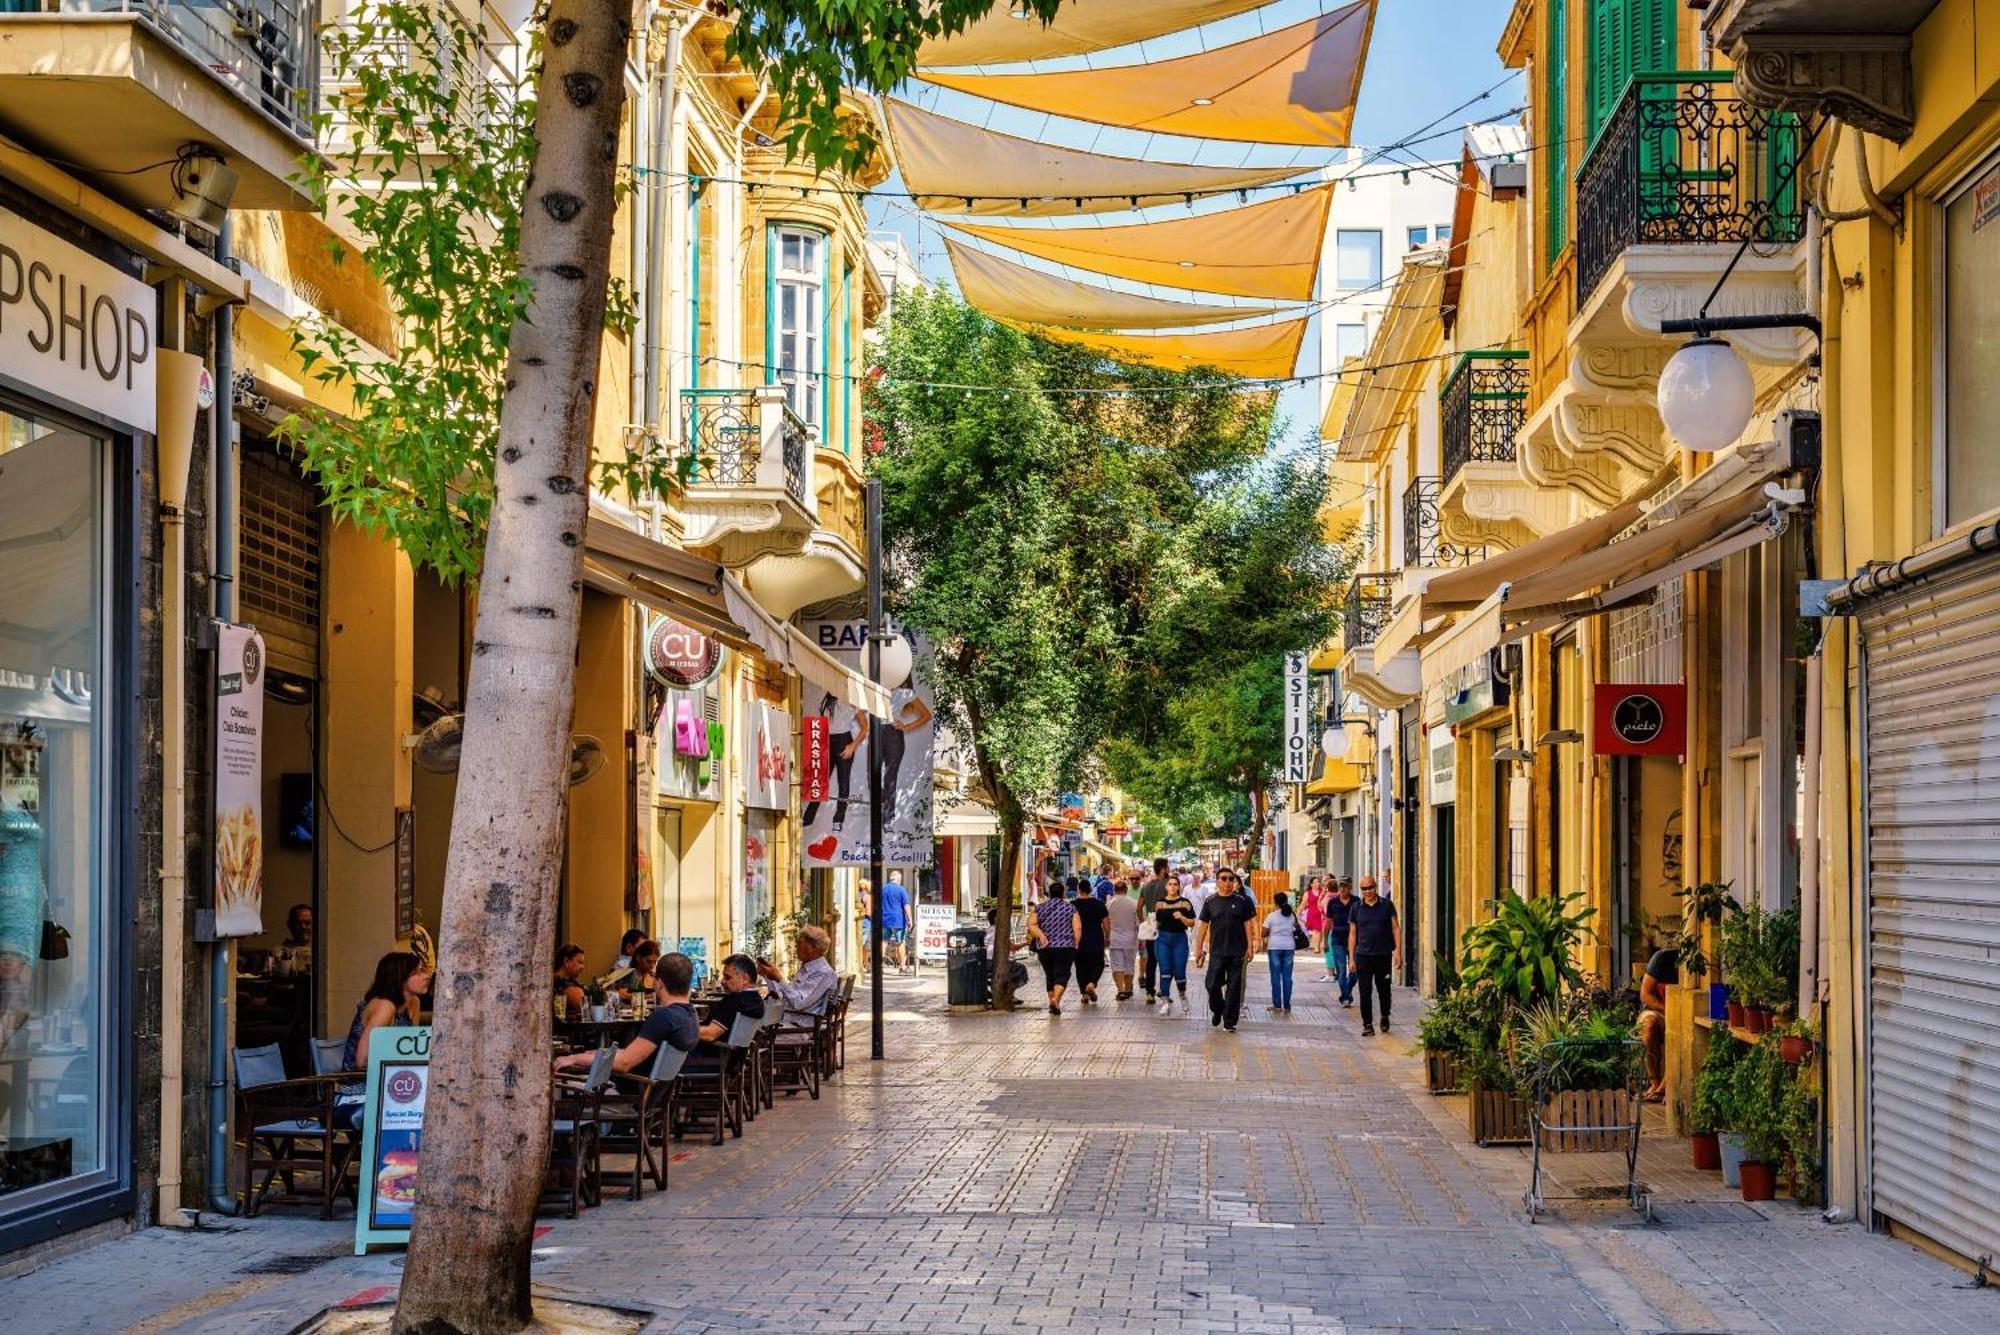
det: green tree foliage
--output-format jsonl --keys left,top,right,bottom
{"left": 727, "top": 1, "right": 1065, "bottom": 169}
{"left": 282, "top": 1, "right": 647, "bottom": 581}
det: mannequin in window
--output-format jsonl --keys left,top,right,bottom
{"left": 0, "top": 727, "right": 49, "bottom": 1053}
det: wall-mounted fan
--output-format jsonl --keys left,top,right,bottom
{"left": 412, "top": 712, "right": 604, "bottom": 787}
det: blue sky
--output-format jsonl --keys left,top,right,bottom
{"left": 865, "top": 0, "right": 1514, "bottom": 440}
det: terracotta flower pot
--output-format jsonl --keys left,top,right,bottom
{"left": 1739, "top": 1160, "right": 1777, "bottom": 1201}
{"left": 1780, "top": 1034, "right": 1814, "bottom": 1065}
{"left": 1727, "top": 1000, "right": 1746, "bottom": 1027}
{"left": 1691, "top": 1131, "right": 1721, "bottom": 1170}
{"left": 1745, "top": 1007, "right": 1772, "bottom": 1035}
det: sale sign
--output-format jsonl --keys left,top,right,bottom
{"left": 1593, "top": 683, "right": 1687, "bottom": 757}
{"left": 801, "top": 714, "right": 831, "bottom": 803}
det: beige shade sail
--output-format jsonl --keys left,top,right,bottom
{"left": 1024, "top": 317, "right": 1309, "bottom": 379}
{"left": 885, "top": 99, "right": 1314, "bottom": 218}
{"left": 947, "top": 185, "right": 1330, "bottom": 301}
{"left": 920, "top": 2, "right": 1376, "bottom": 147}
{"left": 948, "top": 238, "right": 1278, "bottom": 329}
{"left": 919, "top": 0, "right": 1276, "bottom": 67}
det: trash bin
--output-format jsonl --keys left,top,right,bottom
{"left": 947, "top": 926, "right": 989, "bottom": 1006}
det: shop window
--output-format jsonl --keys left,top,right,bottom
{"left": 771, "top": 226, "right": 824, "bottom": 427}
{"left": 1335, "top": 229, "right": 1382, "bottom": 290}
{"left": 0, "top": 402, "right": 110, "bottom": 1215}
{"left": 1941, "top": 150, "right": 2000, "bottom": 530}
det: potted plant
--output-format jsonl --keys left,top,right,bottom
{"left": 1729, "top": 1038, "right": 1784, "bottom": 1201}
{"left": 1414, "top": 982, "right": 1487, "bottom": 1094}
{"left": 584, "top": 981, "right": 609, "bottom": 1023}
{"left": 1776, "top": 1047, "right": 1821, "bottom": 1201}
{"left": 1689, "top": 1029, "right": 1745, "bottom": 1170}
{"left": 1455, "top": 892, "right": 1596, "bottom": 1147}
{"left": 1510, "top": 997, "right": 1641, "bottom": 1153}
{"left": 1721, "top": 906, "right": 1771, "bottom": 1031}
{"left": 1779, "top": 1016, "right": 1817, "bottom": 1066}
{"left": 1674, "top": 880, "right": 1738, "bottom": 1022}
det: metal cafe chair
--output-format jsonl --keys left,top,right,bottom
{"left": 546, "top": 1047, "right": 614, "bottom": 1218}
{"left": 599, "top": 1042, "right": 687, "bottom": 1200}
{"left": 232, "top": 1042, "right": 348, "bottom": 1219}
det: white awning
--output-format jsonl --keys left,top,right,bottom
{"left": 1421, "top": 590, "right": 1504, "bottom": 691}
{"left": 938, "top": 803, "right": 1001, "bottom": 839}
{"left": 785, "top": 625, "right": 892, "bottom": 719}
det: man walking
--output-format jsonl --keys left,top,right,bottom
{"left": 1346, "top": 876, "right": 1401, "bottom": 1035}
{"left": 1322, "top": 876, "right": 1357, "bottom": 1007}
{"left": 1137, "top": 857, "right": 1169, "bottom": 1003}
{"left": 1194, "top": 868, "right": 1260, "bottom": 1033}
{"left": 879, "top": 871, "right": 912, "bottom": 974}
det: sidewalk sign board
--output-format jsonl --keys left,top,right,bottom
{"left": 354, "top": 1025, "right": 432, "bottom": 1254}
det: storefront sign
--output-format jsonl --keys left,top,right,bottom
{"left": 741, "top": 698, "right": 791, "bottom": 810}
{"left": 800, "top": 714, "right": 831, "bottom": 803}
{"left": 1594, "top": 683, "right": 1687, "bottom": 757}
{"left": 916, "top": 903, "right": 955, "bottom": 960}
{"left": 654, "top": 688, "right": 721, "bottom": 803}
{"left": 0, "top": 206, "right": 156, "bottom": 434}
{"left": 212, "top": 622, "right": 266, "bottom": 937}
{"left": 1284, "top": 650, "right": 1311, "bottom": 782}
{"left": 1429, "top": 729, "right": 1456, "bottom": 804}
{"left": 1973, "top": 159, "right": 2000, "bottom": 232}
{"left": 644, "top": 615, "right": 721, "bottom": 688}
{"left": 354, "top": 1025, "right": 431, "bottom": 1253}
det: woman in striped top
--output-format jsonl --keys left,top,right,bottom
{"left": 1028, "top": 885, "right": 1083, "bottom": 1016}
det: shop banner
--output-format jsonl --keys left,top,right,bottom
{"left": 0, "top": 205, "right": 157, "bottom": 434}
{"left": 1594, "top": 683, "right": 1687, "bottom": 757}
{"left": 916, "top": 903, "right": 956, "bottom": 960}
{"left": 741, "top": 697, "right": 792, "bottom": 811}
{"left": 798, "top": 619, "right": 935, "bottom": 868}
{"left": 354, "top": 1025, "right": 431, "bottom": 1253}
{"left": 800, "top": 714, "right": 831, "bottom": 803}
{"left": 1283, "top": 650, "right": 1310, "bottom": 783}
{"left": 213, "top": 622, "right": 267, "bottom": 938}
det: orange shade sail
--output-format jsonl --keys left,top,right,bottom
{"left": 918, "top": 0, "right": 1276, "bottom": 68}
{"left": 884, "top": 98, "right": 1314, "bottom": 217}
{"left": 919, "top": 1, "right": 1376, "bottom": 147}
{"left": 946, "top": 185, "right": 1330, "bottom": 301}
{"left": 1025, "top": 317, "right": 1309, "bottom": 379}
{"left": 947, "top": 238, "right": 1282, "bottom": 329}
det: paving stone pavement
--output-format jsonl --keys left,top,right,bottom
{"left": 5, "top": 964, "right": 1998, "bottom": 1333}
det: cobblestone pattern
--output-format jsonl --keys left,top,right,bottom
{"left": 2, "top": 968, "right": 1996, "bottom": 1333}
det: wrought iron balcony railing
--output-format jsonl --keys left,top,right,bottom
{"left": 1343, "top": 574, "right": 1396, "bottom": 652}
{"left": 1402, "top": 477, "right": 1484, "bottom": 568}
{"left": 321, "top": 22, "right": 523, "bottom": 146}
{"left": 23, "top": 0, "right": 322, "bottom": 140}
{"left": 1575, "top": 72, "right": 1805, "bottom": 304}
{"left": 1440, "top": 351, "right": 1529, "bottom": 486}
{"left": 681, "top": 387, "right": 811, "bottom": 508}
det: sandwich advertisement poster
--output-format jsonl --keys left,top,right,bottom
{"left": 355, "top": 1025, "right": 432, "bottom": 1252}
{"left": 212, "top": 622, "right": 266, "bottom": 937}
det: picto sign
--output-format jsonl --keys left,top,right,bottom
{"left": 643, "top": 614, "right": 721, "bottom": 689}
{"left": 801, "top": 714, "right": 831, "bottom": 802}
{"left": 1283, "top": 651, "right": 1310, "bottom": 783}
{"left": 1594, "top": 683, "right": 1687, "bottom": 757}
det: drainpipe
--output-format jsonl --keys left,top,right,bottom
{"left": 205, "top": 216, "right": 240, "bottom": 1214}
{"left": 1799, "top": 652, "right": 1822, "bottom": 1015}
{"left": 642, "top": 10, "right": 682, "bottom": 538}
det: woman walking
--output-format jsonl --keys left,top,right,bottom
{"left": 1152, "top": 874, "right": 1197, "bottom": 1015}
{"left": 1263, "top": 892, "right": 1302, "bottom": 1012}
{"left": 1028, "top": 883, "right": 1082, "bottom": 1015}
{"left": 1105, "top": 880, "right": 1141, "bottom": 1000}
{"left": 1301, "top": 876, "right": 1327, "bottom": 953}
{"left": 1073, "top": 876, "right": 1110, "bottom": 1004}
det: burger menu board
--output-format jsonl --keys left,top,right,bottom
{"left": 354, "top": 1026, "right": 431, "bottom": 1253}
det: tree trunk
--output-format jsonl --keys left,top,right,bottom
{"left": 391, "top": 3, "right": 633, "bottom": 1330}
{"left": 991, "top": 798, "right": 1023, "bottom": 1009}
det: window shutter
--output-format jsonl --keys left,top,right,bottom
{"left": 1586, "top": 0, "right": 1630, "bottom": 144}
{"left": 1637, "top": 0, "right": 1676, "bottom": 75}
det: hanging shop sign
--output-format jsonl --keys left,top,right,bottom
{"left": 213, "top": 622, "right": 267, "bottom": 937}
{"left": 354, "top": 1025, "right": 431, "bottom": 1253}
{"left": 801, "top": 714, "right": 831, "bottom": 803}
{"left": 644, "top": 614, "right": 721, "bottom": 689}
{"left": 1284, "top": 650, "right": 1311, "bottom": 782}
{"left": 0, "top": 205, "right": 156, "bottom": 433}
{"left": 799, "top": 622, "right": 936, "bottom": 868}
{"left": 1594, "top": 683, "right": 1687, "bottom": 757}
{"left": 741, "top": 698, "right": 792, "bottom": 811}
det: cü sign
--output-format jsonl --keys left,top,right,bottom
{"left": 0, "top": 206, "right": 156, "bottom": 433}
{"left": 1593, "top": 683, "right": 1687, "bottom": 757}
{"left": 644, "top": 614, "right": 721, "bottom": 688}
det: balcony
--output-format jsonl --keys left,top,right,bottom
{"left": 0, "top": 0, "right": 319, "bottom": 212}
{"left": 1343, "top": 574, "right": 1395, "bottom": 652}
{"left": 1340, "top": 572, "right": 1419, "bottom": 707}
{"left": 675, "top": 386, "right": 820, "bottom": 574}
{"left": 733, "top": 445, "right": 870, "bottom": 621}
{"left": 1401, "top": 477, "right": 1486, "bottom": 569}
{"left": 1575, "top": 72, "right": 1805, "bottom": 305}
{"left": 1436, "top": 350, "right": 1565, "bottom": 548}
{"left": 320, "top": 19, "right": 524, "bottom": 164}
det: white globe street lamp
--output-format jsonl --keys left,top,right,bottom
{"left": 1320, "top": 726, "right": 1346, "bottom": 760}
{"left": 1658, "top": 337, "right": 1756, "bottom": 453}
{"left": 875, "top": 631, "right": 914, "bottom": 690}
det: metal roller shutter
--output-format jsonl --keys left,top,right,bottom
{"left": 239, "top": 449, "right": 322, "bottom": 676}
{"left": 1859, "top": 555, "right": 2000, "bottom": 1266}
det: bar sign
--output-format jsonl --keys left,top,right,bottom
{"left": 801, "top": 714, "right": 831, "bottom": 802}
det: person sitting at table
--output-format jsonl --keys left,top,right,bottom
{"left": 333, "top": 948, "right": 432, "bottom": 1128}
{"left": 614, "top": 928, "right": 645, "bottom": 971}
{"left": 757, "top": 925, "right": 837, "bottom": 1023}
{"left": 556, "top": 951, "right": 700, "bottom": 1077}
{"left": 553, "top": 943, "right": 587, "bottom": 1019}
{"left": 699, "top": 954, "right": 766, "bottom": 1040}
{"left": 622, "top": 939, "right": 662, "bottom": 1001}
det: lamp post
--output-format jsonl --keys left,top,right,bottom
{"left": 867, "top": 479, "right": 885, "bottom": 1061}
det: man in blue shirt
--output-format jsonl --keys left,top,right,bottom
{"left": 879, "top": 871, "right": 913, "bottom": 974}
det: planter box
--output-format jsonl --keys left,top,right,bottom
{"left": 1536, "top": 1088, "right": 1632, "bottom": 1152}
{"left": 1467, "top": 1080, "right": 1532, "bottom": 1146}
{"left": 1424, "top": 1050, "right": 1464, "bottom": 1095}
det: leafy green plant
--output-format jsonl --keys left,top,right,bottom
{"left": 1776, "top": 1050, "right": 1821, "bottom": 1199}
{"left": 1728, "top": 1037, "right": 1788, "bottom": 1163}
{"left": 1415, "top": 981, "right": 1495, "bottom": 1058}
{"left": 582, "top": 981, "right": 607, "bottom": 1008}
{"left": 1458, "top": 890, "right": 1595, "bottom": 1005}
{"left": 748, "top": 911, "right": 780, "bottom": 962}
{"left": 1508, "top": 999, "right": 1640, "bottom": 1095}
{"left": 1691, "top": 1030, "right": 1747, "bottom": 1134}
{"left": 1674, "top": 880, "right": 1738, "bottom": 978}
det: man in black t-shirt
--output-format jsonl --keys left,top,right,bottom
{"left": 557, "top": 952, "right": 700, "bottom": 1077}
{"left": 1345, "top": 877, "right": 1400, "bottom": 1035}
{"left": 1195, "top": 869, "right": 1261, "bottom": 1032}
{"left": 1639, "top": 946, "right": 1679, "bottom": 1102}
